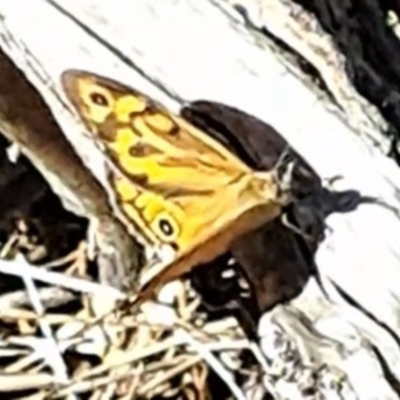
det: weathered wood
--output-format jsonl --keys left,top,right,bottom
{"left": 226, "top": 0, "right": 389, "bottom": 148}
{"left": 0, "top": 0, "right": 400, "bottom": 398}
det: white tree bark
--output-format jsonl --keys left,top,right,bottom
{"left": 0, "top": 0, "right": 400, "bottom": 398}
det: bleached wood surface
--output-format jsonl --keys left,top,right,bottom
{"left": 0, "top": 0, "right": 400, "bottom": 398}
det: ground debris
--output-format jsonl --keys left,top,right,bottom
{"left": 0, "top": 138, "right": 265, "bottom": 400}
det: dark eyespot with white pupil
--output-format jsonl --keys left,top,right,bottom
{"left": 159, "top": 218, "right": 174, "bottom": 236}
{"left": 90, "top": 92, "right": 109, "bottom": 106}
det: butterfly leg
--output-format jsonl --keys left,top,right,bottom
{"left": 272, "top": 146, "right": 297, "bottom": 201}
{"left": 280, "top": 212, "right": 315, "bottom": 242}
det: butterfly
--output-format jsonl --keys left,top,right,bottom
{"left": 60, "top": 70, "right": 296, "bottom": 306}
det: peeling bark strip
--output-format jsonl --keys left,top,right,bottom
{"left": 225, "top": 0, "right": 389, "bottom": 150}
{"left": 0, "top": 0, "right": 400, "bottom": 398}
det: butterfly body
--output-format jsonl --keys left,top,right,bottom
{"left": 61, "top": 70, "right": 292, "bottom": 302}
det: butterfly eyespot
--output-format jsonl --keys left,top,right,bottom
{"left": 159, "top": 218, "right": 174, "bottom": 236}
{"left": 90, "top": 92, "right": 109, "bottom": 106}
{"left": 151, "top": 212, "right": 180, "bottom": 245}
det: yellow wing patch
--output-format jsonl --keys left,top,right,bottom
{"left": 61, "top": 70, "right": 289, "bottom": 302}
